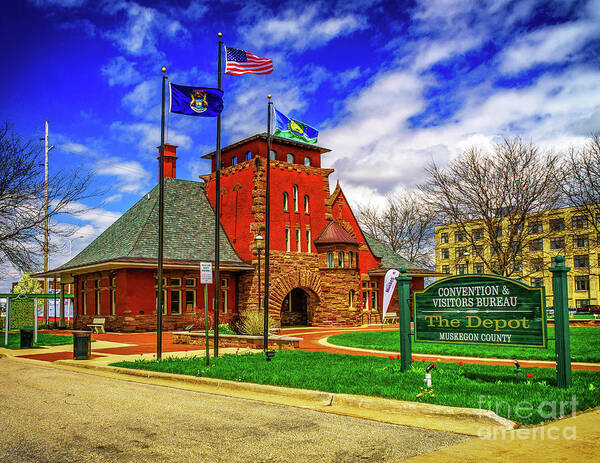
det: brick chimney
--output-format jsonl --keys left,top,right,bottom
{"left": 156, "top": 144, "right": 178, "bottom": 180}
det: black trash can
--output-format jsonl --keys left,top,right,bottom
{"left": 73, "top": 331, "right": 91, "bottom": 360}
{"left": 20, "top": 328, "right": 34, "bottom": 349}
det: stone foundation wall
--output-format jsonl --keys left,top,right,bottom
{"left": 172, "top": 332, "right": 300, "bottom": 350}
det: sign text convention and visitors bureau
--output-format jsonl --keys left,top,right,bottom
{"left": 413, "top": 275, "right": 547, "bottom": 347}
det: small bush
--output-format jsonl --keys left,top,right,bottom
{"left": 239, "top": 311, "right": 276, "bottom": 336}
{"left": 228, "top": 312, "right": 245, "bottom": 334}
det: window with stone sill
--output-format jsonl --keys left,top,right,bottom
{"left": 572, "top": 215, "right": 588, "bottom": 229}
{"left": 575, "top": 276, "right": 589, "bottom": 291}
{"left": 440, "top": 232, "right": 449, "bottom": 244}
{"left": 283, "top": 192, "right": 289, "bottom": 211}
{"left": 185, "top": 290, "right": 195, "bottom": 310}
{"left": 441, "top": 248, "right": 449, "bottom": 259}
{"left": 293, "top": 185, "right": 299, "bottom": 212}
{"left": 531, "top": 277, "right": 544, "bottom": 287}
{"left": 574, "top": 255, "right": 589, "bottom": 268}
{"left": 171, "top": 290, "right": 181, "bottom": 314}
{"left": 574, "top": 234, "right": 589, "bottom": 248}
{"left": 296, "top": 228, "right": 301, "bottom": 253}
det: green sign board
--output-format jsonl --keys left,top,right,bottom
{"left": 414, "top": 275, "right": 547, "bottom": 347}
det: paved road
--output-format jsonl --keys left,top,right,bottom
{"left": 0, "top": 358, "right": 468, "bottom": 463}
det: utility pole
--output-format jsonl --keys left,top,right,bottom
{"left": 43, "top": 121, "right": 49, "bottom": 324}
{"left": 41, "top": 121, "right": 55, "bottom": 325}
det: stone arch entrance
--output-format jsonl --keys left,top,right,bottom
{"left": 280, "top": 288, "right": 317, "bottom": 326}
{"left": 270, "top": 269, "right": 322, "bottom": 327}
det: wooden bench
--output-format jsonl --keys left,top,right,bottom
{"left": 88, "top": 317, "right": 106, "bottom": 333}
{"left": 383, "top": 312, "right": 399, "bottom": 324}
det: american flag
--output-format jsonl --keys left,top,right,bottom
{"left": 225, "top": 46, "right": 273, "bottom": 75}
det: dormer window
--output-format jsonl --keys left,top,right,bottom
{"left": 293, "top": 185, "right": 298, "bottom": 212}
{"left": 287, "top": 153, "right": 295, "bottom": 163}
{"left": 304, "top": 156, "right": 311, "bottom": 166}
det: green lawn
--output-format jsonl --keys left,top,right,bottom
{"left": 1, "top": 332, "right": 75, "bottom": 349}
{"left": 112, "top": 350, "right": 600, "bottom": 425}
{"left": 327, "top": 327, "right": 600, "bottom": 363}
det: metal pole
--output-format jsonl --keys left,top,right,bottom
{"left": 258, "top": 248, "right": 261, "bottom": 312}
{"left": 204, "top": 283, "right": 209, "bottom": 365}
{"left": 157, "top": 66, "right": 167, "bottom": 360}
{"left": 34, "top": 298, "right": 38, "bottom": 343}
{"left": 44, "top": 121, "right": 49, "bottom": 325}
{"left": 550, "top": 255, "right": 572, "bottom": 388}
{"left": 264, "top": 95, "right": 272, "bottom": 354}
{"left": 214, "top": 32, "right": 223, "bottom": 357}
{"left": 53, "top": 277, "right": 57, "bottom": 328}
{"left": 59, "top": 282, "right": 65, "bottom": 328}
{"left": 4, "top": 298, "right": 9, "bottom": 345}
{"left": 396, "top": 267, "right": 412, "bottom": 372}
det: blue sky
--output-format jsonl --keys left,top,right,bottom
{"left": 1, "top": 0, "right": 599, "bottom": 286}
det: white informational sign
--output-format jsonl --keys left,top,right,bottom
{"left": 200, "top": 262, "right": 213, "bottom": 285}
{"left": 382, "top": 268, "right": 400, "bottom": 320}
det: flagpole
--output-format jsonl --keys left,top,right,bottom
{"left": 157, "top": 66, "right": 167, "bottom": 360}
{"left": 214, "top": 32, "right": 223, "bottom": 357}
{"left": 264, "top": 94, "right": 272, "bottom": 354}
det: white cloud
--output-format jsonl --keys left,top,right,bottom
{"left": 101, "top": 56, "right": 141, "bottom": 86}
{"left": 104, "top": 1, "right": 190, "bottom": 56}
{"left": 321, "top": 63, "right": 600, "bottom": 204}
{"left": 121, "top": 80, "right": 160, "bottom": 118}
{"left": 60, "top": 142, "right": 89, "bottom": 155}
{"left": 242, "top": 6, "right": 366, "bottom": 52}
{"left": 499, "top": 21, "right": 598, "bottom": 74}
{"left": 95, "top": 157, "right": 151, "bottom": 194}
{"left": 110, "top": 121, "right": 192, "bottom": 153}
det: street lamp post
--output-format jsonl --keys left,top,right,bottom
{"left": 255, "top": 234, "right": 263, "bottom": 315}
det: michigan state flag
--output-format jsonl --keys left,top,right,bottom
{"left": 274, "top": 108, "right": 318, "bottom": 144}
{"left": 169, "top": 83, "right": 224, "bottom": 117}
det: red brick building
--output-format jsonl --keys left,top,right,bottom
{"left": 40, "top": 134, "right": 435, "bottom": 331}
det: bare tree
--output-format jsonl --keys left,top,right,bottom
{"left": 562, "top": 135, "right": 600, "bottom": 232}
{"left": 420, "top": 138, "right": 562, "bottom": 277}
{"left": 0, "top": 123, "right": 95, "bottom": 274}
{"left": 358, "top": 191, "right": 435, "bottom": 268}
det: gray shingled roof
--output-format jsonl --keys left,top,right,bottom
{"left": 58, "top": 178, "right": 245, "bottom": 270}
{"left": 363, "top": 233, "right": 424, "bottom": 271}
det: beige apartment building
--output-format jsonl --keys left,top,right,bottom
{"left": 435, "top": 205, "right": 599, "bottom": 309}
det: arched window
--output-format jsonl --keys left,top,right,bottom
{"left": 293, "top": 185, "right": 298, "bottom": 212}
{"left": 232, "top": 156, "right": 237, "bottom": 166}
{"left": 348, "top": 252, "right": 353, "bottom": 268}
{"left": 287, "top": 153, "right": 295, "bottom": 163}
{"left": 304, "top": 195, "right": 309, "bottom": 213}
{"left": 245, "top": 151, "right": 252, "bottom": 161}
{"left": 327, "top": 252, "right": 333, "bottom": 268}
{"left": 338, "top": 252, "right": 344, "bottom": 267}
{"left": 304, "top": 156, "right": 311, "bottom": 166}
{"left": 269, "top": 150, "right": 276, "bottom": 160}
{"left": 283, "top": 192, "right": 289, "bottom": 211}
{"left": 348, "top": 290, "right": 354, "bottom": 308}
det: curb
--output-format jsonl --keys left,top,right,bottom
{"left": 54, "top": 359, "right": 515, "bottom": 435}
